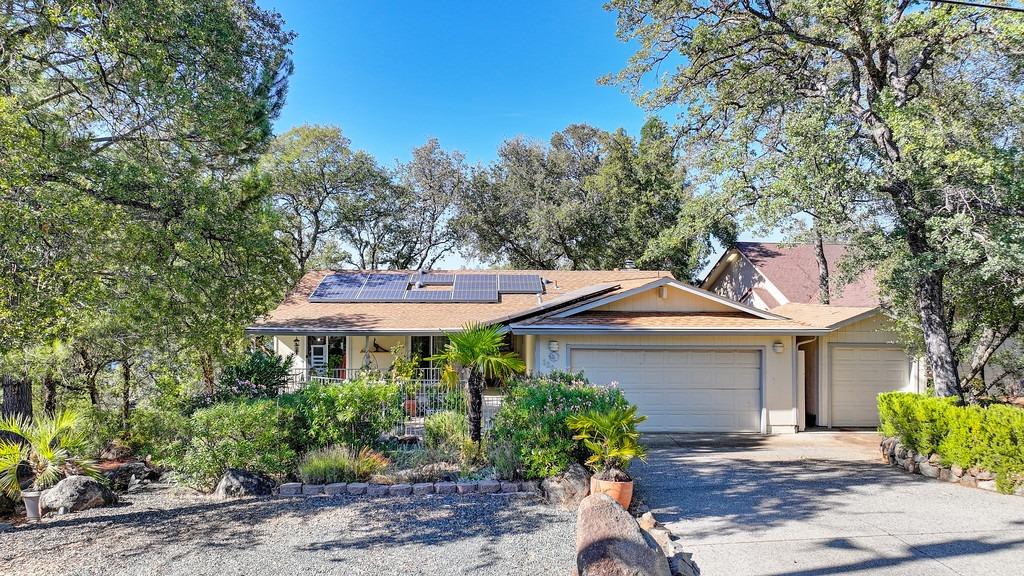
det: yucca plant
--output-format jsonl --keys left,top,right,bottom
{"left": 567, "top": 406, "right": 647, "bottom": 481}
{"left": 0, "top": 410, "right": 98, "bottom": 497}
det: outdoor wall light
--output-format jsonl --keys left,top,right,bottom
{"left": 548, "top": 340, "right": 560, "bottom": 352}
{"left": 293, "top": 337, "right": 300, "bottom": 352}
{"left": 772, "top": 341, "right": 785, "bottom": 354}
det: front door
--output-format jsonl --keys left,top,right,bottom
{"left": 310, "top": 344, "right": 328, "bottom": 373}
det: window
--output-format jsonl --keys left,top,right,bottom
{"left": 410, "top": 335, "right": 448, "bottom": 369}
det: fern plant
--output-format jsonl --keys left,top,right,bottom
{"left": 567, "top": 406, "right": 647, "bottom": 480}
{"left": 0, "top": 410, "right": 98, "bottom": 496}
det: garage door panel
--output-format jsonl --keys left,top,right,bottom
{"left": 832, "top": 347, "right": 911, "bottom": 427}
{"left": 570, "top": 347, "right": 761, "bottom": 433}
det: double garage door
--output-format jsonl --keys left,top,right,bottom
{"left": 570, "top": 347, "right": 761, "bottom": 432}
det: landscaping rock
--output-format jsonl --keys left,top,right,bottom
{"left": 302, "top": 484, "right": 324, "bottom": 496}
{"left": 413, "top": 483, "right": 434, "bottom": 495}
{"left": 519, "top": 480, "right": 540, "bottom": 493}
{"left": 575, "top": 493, "right": 671, "bottom": 576}
{"left": 40, "top": 475, "right": 117, "bottom": 514}
{"left": 542, "top": 462, "right": 590, "bottom": 510}
{"left": 960, "top": 474, "right": 978, "bottom": 489}
{"left": 347, "top": 483, "right": 368, "bottom": 495}
{"left": 104, "top": 461, "right": 161, "bottom": 492}
{"left": 479, "top": 480, "right": 501, "bottom": 494}
{"left": 214, "top": 469, "right": 274, "bottom": 498}
{"left": 500, "top": 481, "right": 519, "bottom": 493}
{"left": 971, "top": 468, "right": 996, "bottom": 482}
{"left": 279, "top": 482, "right": 302, "bottom": 496}
{"left": 366, "top": 484, "right": 390, "bottom": 496}
{"left": 324, "top": 483, "right": 348, "bottom": 496}
{"left": 434, "top": 481, "right": 456, "bottom": 494}
{"left": 389, "top": 483, "right": 413, "bottom": 496}
{"left": 638, "top": 512, "right": 658, "bottom": 531}
{"left": 918, "top": 459, "right": 940, "bottom": 479}
{"left": 951, "top": 464, "right": 964, "bottom": 478}
{"left": 456, "top": 481, "right": 477, "bottom": 494}
{"left": 977, "top": 480, "right": 998, "bottom": 492}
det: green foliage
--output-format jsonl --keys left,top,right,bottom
{"left": 489, "top": 376, "right": 630, "bottom": 479}
{"left": 282, "top": 377, "right": 403, "bottom": 449}
{"left": 423, "top": 410, "right": 469, "bottom": 454}
{"left": 177, "top": 400, "right": 297, "bottom": 490}
{"left": 567, "top": 406, "right": 647, "bottom": 478}
{"left": 216, "top": 350, "right": 294, "bottom": 400}
{"left": 298, "top": 446, "right": 390, "bottom": 484}
{"left": 878, "top": 393, "right": 1024, "bottom": 493}
{"left": 0, "top": 410, "right": 98, "bottom": 496}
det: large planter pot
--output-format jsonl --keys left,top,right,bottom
{"left": 590, "top": 477, "right": 633, "bottom": 510}
{"left": 21, "top": 490, "right": 42, "bottom": 523}
{"left": 404, "top": 399, "right": 418, "bottom": 417}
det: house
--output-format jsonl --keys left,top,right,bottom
{"left": 702, "top": 242, "right": 923, "bottom": 428}
{"left": 248, "top": 262, "right": 922, "bottom": 434}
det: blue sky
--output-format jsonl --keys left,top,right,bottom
{"left": 264, "top": 1, "right": 650, "bottom": 164}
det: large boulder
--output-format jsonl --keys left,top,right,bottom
{"left": 542, "top": 462, "right": 591, "bottom": 510}
{"left": 40, "top": 475, "right": 117, "bottom": 514}
{"left": 104, "top": 461, "right": 161, "bottom": 492}
{"left": 576, "top": 493, "right": 671, "bottom": 576}
{"left": 214, "top": 469, "right": 274, "bottom": 498}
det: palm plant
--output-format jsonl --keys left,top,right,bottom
{"left": 430, "top": 322, "right": 525, "bottom": 442}
{"left": 567, "top": 406, "right": 647, "bottom": 481}
{"left": 0, "top": 410, "right": 97, "bottom": 497}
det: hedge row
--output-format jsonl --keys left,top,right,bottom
{"left": 878, "top": 392, "right": 1024, "bottom": 493}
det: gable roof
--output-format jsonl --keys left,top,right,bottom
{"left": 248, "top": 269, "right": 673, "bottom": 334}
{"left": 705, "top": 242, "right": 879, "bottom": 306}
{"left": 769, "top": 303, "right": 880, "bottom": 329}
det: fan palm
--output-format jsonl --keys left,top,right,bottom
{"left": 0, "top": 410, "right": 97, "bottom": 497}
{"left": 430, "top": 322, "right": 525, "bottom": 442}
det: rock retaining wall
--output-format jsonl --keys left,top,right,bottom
{"left": 880, "top": 436, "right": 1020, "bottom": 495}
{"left": 277, "top": 479, "right": 539, "bottom": 498}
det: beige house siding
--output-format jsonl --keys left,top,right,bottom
{"left": 530, "top": 333, "right": 799, "bottom": 434}
{"left": 273, "top": 335, "right": 307, "bottom": 371}
{"left": 594, "top": 287, "right": 734, "bottom": 313}
{"left": 707, "top": 252, "right": 788, "bottom": 308}
{"left": 815, "top": 314, "right": 924, "bottom": 427}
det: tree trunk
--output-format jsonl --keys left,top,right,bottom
{"left": 467, "top": 369, "right": 483, "bottom": 443}
{"left": 121, "top": 360, "right": 132, "bottom": 435}
{"left": 916, "top": 269, "right": 961, "bottom": 398}
{"left": 812, "top": 227, "right": 831, "bottom": 305}
{"left": 201, "top": 352, "right": 215, "bottom": 394}
{"left": 42, "top": 372, "right": 58, "bottom": 417}
{"left": 1, "top": 374, "right": 32, "bottom": 421}
{"left": 79, "top": 350, "right": 99, "bottom": 405}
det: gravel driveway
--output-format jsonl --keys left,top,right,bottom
{"left": 0, "top": 485, "right": 575, "bottom": 576}
{"left": 636, "top": 432, "right": 1024, "bottom": 576}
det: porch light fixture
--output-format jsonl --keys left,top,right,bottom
{"left": 772, "top": 341, "right": 785, "bottom": 354}
{"left": 293, "top": 337, "right": 300, "bottom": 352}
{"left": 548, "top": 340, "right": 560, "bottom": 352}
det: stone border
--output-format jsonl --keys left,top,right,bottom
{"left": 636, "top": 508, "right": 700, "bottom": 576}
{"left": 277, "top": 479, "right": 539, "bottom": 498}
{"left": 880, "top": 436, "right": 1022, "bottom": 496}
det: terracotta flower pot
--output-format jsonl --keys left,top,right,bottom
{"left": 590, "top": 477, "right": 633, "bottom": 510}
{"left": 404, "top": 399, "right": 418, "bottom": 417}
{"left": 22, "top": 490, "right": 42, "bottom": 523}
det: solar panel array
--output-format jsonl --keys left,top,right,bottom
{"left": 309, "top": 272, "right": 544, "bottom": 303}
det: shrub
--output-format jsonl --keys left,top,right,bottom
{"left": 423, "top": 410, "right": 469, "bottom": 453}
{"left": 299, "top": 446, "right": 390, "bottom": 484}
{"left": 282, "top": 376, "right": 403, "bottom": 449}
{"left": 488, "top": 375, "right": 630, "bottom": 479}
{"left": 878, "top": 392, "right": 1024, "bottom": 493}
{"left": 176, "top": 399, "right": 297, "bottom": 490}
{"left": 217, "top": 350, "right": 294, "bottom": 400}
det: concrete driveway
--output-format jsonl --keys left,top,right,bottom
{"left": 635, "top": 432, "right": 1024, "bottom": 576}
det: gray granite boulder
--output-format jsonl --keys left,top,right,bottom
{"left": 213, "top": 469, "right": 274, "bottom": 498}
{"left": 40, "top": 475, "right": 117, "bottom": 513}
{"left": 542, "top": 462, "right": 590, "bottom": 510}
{"left": 576, "top": 493, "right": 671, "bottom": 576}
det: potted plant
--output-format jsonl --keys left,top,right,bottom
{"left": 0, "top": 410, "right": 97, "bottom": 522}
{"left": 567, "top": 405, "right": 647, "bottom": 509}
{"left": 389, "top": 344, "right": 421, "bottom": 417}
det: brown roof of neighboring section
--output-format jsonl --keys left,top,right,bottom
{"left": 248, "top": 269, "right": 673, "bottom": 334}
{"left": 516, "top": 311, "right": 816, "bottom": 332}
{"left": 734, "top": 242, "right": 879, "bottom": 306}
{"left": 769, "top": 303, "right": 879, "bottom": 329}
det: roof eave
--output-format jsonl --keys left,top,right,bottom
{"left": 509, "top": 325, "right": 832, "bottom": 336}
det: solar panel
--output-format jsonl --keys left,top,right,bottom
{"left": 405, "top": 290, "right": 453, "bottom": 302}
{"left": 357, "top": 273, "right": 411, "bottom": 301}
{"left": 309, "top": 273, "right": 368, "bottom": 301}
{"left": 452, "top": 274, "right": 498, "bottom": 302}
{"left": 418, "top": 273, "right": 455, "bottom": 286}
{"left": 497, "top": 274, "right": 544, "bottom": 294}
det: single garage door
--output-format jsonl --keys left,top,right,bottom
{"left": 570, "top": 347, "right": 761, "bottom": 432}
{"left": 831, "top": 346, "right": 912, "bottom": 427}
